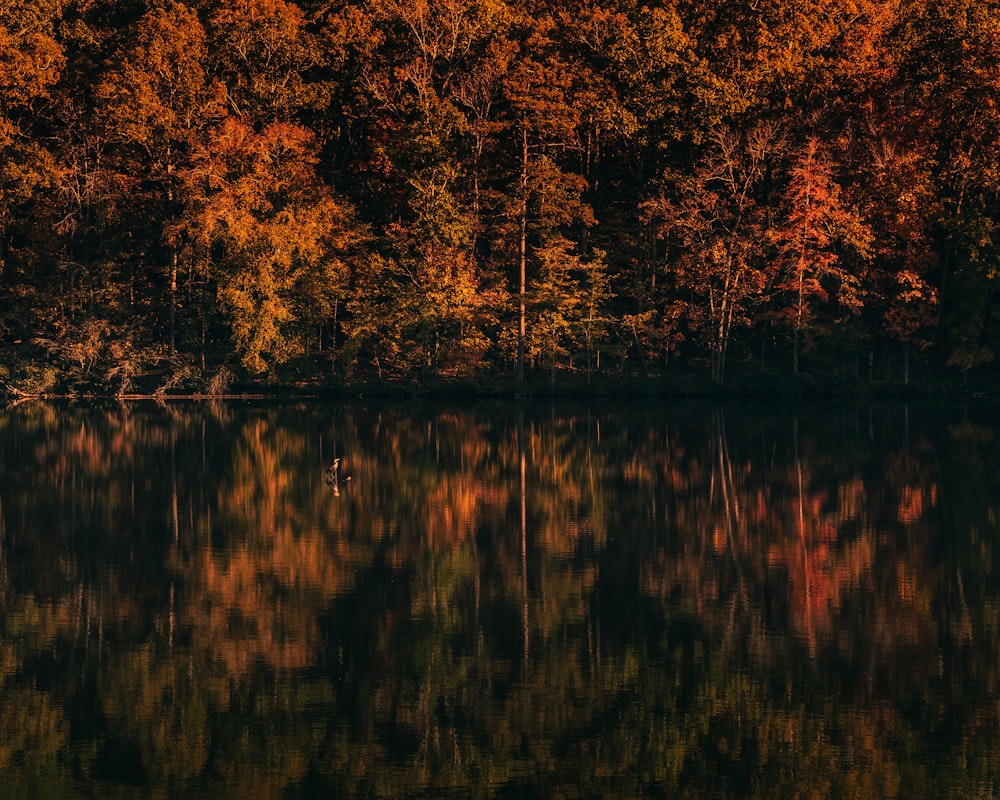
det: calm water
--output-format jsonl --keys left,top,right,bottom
{"left": 0, "top": 399, "right": 998, "bottom": 799}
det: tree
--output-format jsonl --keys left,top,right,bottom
{"left": 856, "top": 122, "right": 939, "bottom": 382}
{"left": 95, "top": 0, "right": 225, "bottom": 360}
{"left": 0, "top": 0, "right": 64, "bottom": 169}
{"left": 204, "top": 0, "right": 323, "bottom": 121}
{"left": 345, "top": 167, "right": 505, "bottom": 379}
{"left": 643, "top": 123, "right": 781, "bottom": 383}
{"left": 769, "top": 137, "right": 872, "bottom": 375}
{"left": 0, "top": 0, "right": 65, "bottom": 288}
{"left": 177, "top": 117, "right": 359, "bottom": 375}
{"left": 500, "top": 7, "right": 593, "bottom": 387}
{"left": 346, "top": 0, "right": 514, "bottom": 380}
{"left": 528, "top": 234, "right": 581, "bottom": 384}
{"left": 525, "top": 235, "right": 610, "bottom": 385}
{"left": 892, "top": 0, "right": 1000, "bottom": 375}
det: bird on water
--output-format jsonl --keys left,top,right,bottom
{"left": 324, "top": 458, "right": 352, "bottom": 492}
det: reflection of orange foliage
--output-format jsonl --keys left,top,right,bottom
{"left": 187, "top": 530, "right": 358, "bottom": 673}
{"left": 187, "top": 543, "right": 320, "bottom": 673}
{"left": 536, "top": 514, "right": 594, "bottom": 557}
{"left": 35, "top": 412, "right": 153, "bottom": 483}
{"left": 895, "top": 560, "right": 916, "bottom": 604}
{"left": 768, "top": 520, "right": 874, "bottom": 655}
{"left": 712, "top": 524, "right": 727, "bottom": 555}
{"left": 421, "top": 478, "right": 505, "bottom": 548}
{"left": 897, "top": 485, "right": 924, "bottom": 525}
{"left": 175, "top": 418, "right": 369, "bottom": 676}
{"left": 837, "top": 478, "right": 865, "bottom": 520}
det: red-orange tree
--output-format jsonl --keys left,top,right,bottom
{"left": 643, "top": 124, "right": 781, "bottom": 383}
{"left": 769, "top": 138, "right": 872, "bottom": 375}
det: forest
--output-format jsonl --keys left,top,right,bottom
{"left": 2, "top": 0, "right": 999, "bottom": 395}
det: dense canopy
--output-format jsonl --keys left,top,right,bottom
{"left": 2, "top": 0, "right": 999, "bottom": 393}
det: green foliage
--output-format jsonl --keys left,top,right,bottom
{"left": 527, "top": 234, "right": 610, "bottom": 382}
{"left": 344, "top": 176, "right": 501, "bottom": 380}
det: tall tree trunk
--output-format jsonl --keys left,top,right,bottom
{"left": 331, "top": 298, "right": 339, "bottom": 376}
{"left": 792, "top": 157, "right": 813, "bottom": 378}
{"left": 793, "top": 255, "right": 803, "bottom": 376}
{"left": 170, "top": 248, "right": 178, "bottom": 357}
{"left": 585, "top": 323, "right": 592, "bottom": 384}
{"left": 517, "top": 127, "right": 528, "bottom": 390}
{"left": 550, "top": 333, "right": 556, "bottom": 389}
{"left": 200, "top": 279, "right": 207, "bottom": 371}
{"left": 167, "top": 157, "right": 177, "bottom": 359}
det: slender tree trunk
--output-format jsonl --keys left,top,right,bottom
{"left": 793, "top": 254, "right": 804, "bottom": 376}
{"left": 331, "top": 298, "right": 339, "bottom": 375}
{"left": 517, "top": 127, "right": 528, "bottom": 390}
{"left": 550, "top": 333, "right": 556, "bottom": 389}
{"left": 200, "top": 281, "right": 207, "bottom": 371}
{"left": 585, "top": 323, "right": 592, "bottom": 384}
{"left": 792, "top": 158, "right": 813, "bottom": 377}
{"left": 167, "top": 157, "right": 177, "bottom": 359}
{"left": 170, "top": 248, "right": 178, "bottom": 357}
{"left": 472, "top": 134, "right": 483, "bottom": 222}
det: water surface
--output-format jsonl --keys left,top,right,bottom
{"left": 0, "top": 399, "right": 998, "bottom": 798}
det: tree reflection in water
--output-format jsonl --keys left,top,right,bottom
{"left": 0, "top": 399, "right": 997, "bottom": 798}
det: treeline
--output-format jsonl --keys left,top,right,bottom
{"left": 1, "top": 0, "right": 999, "bottom": 394}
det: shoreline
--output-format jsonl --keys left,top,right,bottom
{"left": 3, "top": 374, "right": 996, "bottom": 404}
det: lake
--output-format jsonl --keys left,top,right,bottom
{"left": 0, "top": 398, "right": 998, "bottom": 798}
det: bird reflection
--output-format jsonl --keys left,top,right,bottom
{"left": 323, "top": 457, "right": 351, "bottom": 495}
